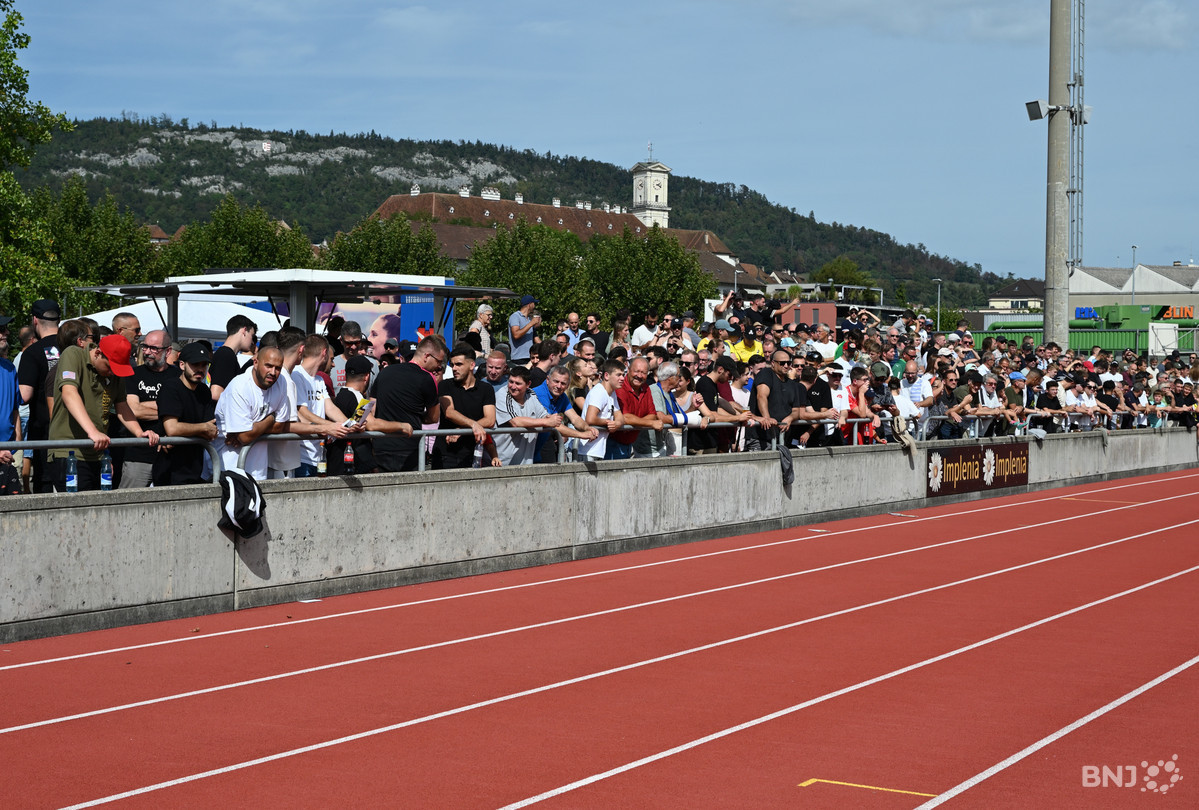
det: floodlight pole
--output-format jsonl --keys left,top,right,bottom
{"left": 932, "top": 278, "right": 942, "bottom": 330}
{"left": 1043, "top": 0, "right": 1072, "bottom": 348}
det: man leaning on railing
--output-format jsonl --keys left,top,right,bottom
{"left": 47, "top": 335, "right": 159, "bottom": 492}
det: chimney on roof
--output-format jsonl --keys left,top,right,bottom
{"left": 458, "top": 184, "right": 470, "bottom": 197}
{"left": 602, "top": 203, "right": 610, "bottom": 213}
{"left": 552, "top": 197, "right": 561, "bottom": 208}
{"left": 410, "top": 183, "right": 420, "bottom": 196}
{"left": 575, "top": 200, "right": 584, "bottom": 209}
{"left": 481, "top": 186, "right": 500, "bottom": 201}
{"left": 584, "top": 201, "right": 592, "bottom": 210}
{"left": 514, "top": 192, "right": 524, "bottom": 204}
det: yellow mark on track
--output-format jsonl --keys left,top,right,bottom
{"left": 799, "top": 778, "right": 936, "bottom": 797}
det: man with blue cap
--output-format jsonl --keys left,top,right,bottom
{"left": 508, "top": 295, "right": 541, "bottom": 364}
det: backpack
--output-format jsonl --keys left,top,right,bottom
{"left": 217, "top": 468, "right": 266, "bottom": 539}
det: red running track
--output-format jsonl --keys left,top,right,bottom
{"left": 2, "top": 469, "right": 1197, "bottom": 808}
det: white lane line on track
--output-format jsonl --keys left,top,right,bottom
{"left": 7, "top": 470, "right": 1197, "bottom": 672}
{"left": 497, "top": 565, "right": 1199, "bottom": 809}
{"left": 916, "top": 653, "right": 1199, "bottom": 808}
{"left": 60, "top": 559, "right": 1199, "bottom": 809}
{"left": 6, "top": 507, "right": 1196, "bottom": 736}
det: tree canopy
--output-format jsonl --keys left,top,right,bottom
{"left": 0, "top": 0, "right": 71, "bottom": 170}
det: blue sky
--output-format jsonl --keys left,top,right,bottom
{"left": 20, "top": 1, "right": 1198, "bottom": 281}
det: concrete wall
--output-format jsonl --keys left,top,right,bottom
{"left": 2, "top": 428, "right": 1195, "bottom": 642}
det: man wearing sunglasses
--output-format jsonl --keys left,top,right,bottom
{"left": 120, "top": 330, "right": 176, "bottom": 488}
{"left": 331, "top": 321, "right": 380, "bottom": 395}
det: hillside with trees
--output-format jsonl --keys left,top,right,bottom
{"left": 16, "top": 115, "right": 1004, "bottom": 309}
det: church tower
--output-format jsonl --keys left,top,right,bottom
{"left": 631, "top": 154, "right": 671, "bottom": 229}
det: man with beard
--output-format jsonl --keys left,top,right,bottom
{"left": 802, "top": 352, "right": 839, "bottom": 447}
{"left": 158, "top": 343, "right": 219, "bottom": 485}
{"left": 746, "top": 350, "right": 798, "bottom": 451}
{"left": 214, "top": 346, "right": 291, "bottom": 481}
{"left": 369, "top": 337, "right": 444, "bottom": 472}
{"left": 120, "top": 329, "right": 176, "bottom": 488}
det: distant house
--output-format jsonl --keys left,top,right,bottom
{"left": 144, "top": 224, "right": 172, "bottom": 248}
{"left": 371, "top": 170, "right": 763, "bottom": 292}
{"left": 987, "top": 278, "right": 1045, "bottom": 311}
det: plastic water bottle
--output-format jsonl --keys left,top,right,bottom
{"left": 317, "top": 439, "right": 328, "bottom": 478}
{"left": 65, "top": 451, "right": 78, "bottom": 493}
{"left": 472, "top": 441, "right": 485, "bottom": 468}
{"left": 100, "top": 451, "right": 113, "bottom": 491}
{"left": 343, "top": 442, "right": 355, "bottom": 475}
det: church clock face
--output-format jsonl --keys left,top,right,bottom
{"left": 652, "top": 178, "right": 662, "bottom": 190}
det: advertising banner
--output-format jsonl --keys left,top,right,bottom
{"left": 926, "top": 443, "right": 1029, "bottom": 497}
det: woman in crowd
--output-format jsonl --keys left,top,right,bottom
{"left": 567, "top": 357, "right": 596, "bottom": 415}
{"left": 608, "top": 321, "right": 632, "bottom": 357}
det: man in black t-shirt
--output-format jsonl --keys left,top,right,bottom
{"left": 433, "top": 345, "right": 496, "bottom": 469}
{"left": 16, "top": 299, "right": 62, "bottom": 492}
{"left": 209, "top": 314, "right": 259, "bottom": 401}
{"left": 121, "top": 330, "right": 176, "bottom": 487}
{"left": 368, "top": 337, "right": 445, "bottom": 472}
{"left": 157, "top": 342, "right": 218, "bottom": 485}
{"left": 803, "top": 354, "right": 840, "bottom": 447}
{"left": 747, "top": 350, "right": 798, "bottom": 451}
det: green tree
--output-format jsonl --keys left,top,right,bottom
{"left": 325, "top": 212, "right": 454, "bottom": 277}
{"left": 28, "top": 179, "right": 160, "bottom": 314}
{"left": 0, "top": 172, "right": 69, "bottom": 318}
{"left": 583, "top": 225, "right": 714, "bottom": 322}
{"left": 158, "top": 195, "right": 318, "bottom": 277}
{"left": 0, "top": 0, "right": 72, "bottom": 170}
{"left": 456, "top": 217, "right": 586, "bottom": 333}
{"left": 0, "top": 0, "right": 74, "bottom": 319}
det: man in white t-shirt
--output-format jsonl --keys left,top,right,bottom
{"left": 330, "top": 322, "right": 380, "bottom": 394}
{"left": 214, "top": 347, "right": 291, "bottom": 481}
{"left": 291, "top": 335, "right": 353, "bottom": 476}
{"left": 493, "top": 367, "right": 561, "bottom": 466}
{"left": 579, "top": 360, "right": 627, "bottom": 460}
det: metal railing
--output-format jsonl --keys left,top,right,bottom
{"left": 0, "top": 436, "right": 223, "bottom": 481}
{"left": 231, "top": 416, "right": 907, "bottom": 473}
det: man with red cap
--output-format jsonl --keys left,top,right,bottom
{"left": 48, "top": 334, "right": 159, "bottom": 491}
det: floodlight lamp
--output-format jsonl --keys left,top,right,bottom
{"left": 1026, "top": 100, "right": 1050, "bottom": 121}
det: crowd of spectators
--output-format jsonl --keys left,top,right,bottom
{"left": 2, "top": 292, "right": 1197, "bottom": 494}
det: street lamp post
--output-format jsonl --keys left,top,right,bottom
{"left": 931, "top": 278, "right": 942, "bottom": 331}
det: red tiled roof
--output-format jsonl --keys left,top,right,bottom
{"left": 374, "top": 192, "right": 736, "bottom": 258}
{"left": 374, "top": 193, "right": 651, "bottom": 242}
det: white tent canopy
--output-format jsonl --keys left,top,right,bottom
{"left": 83, "top": 300, "right": 283, "bottom": 343}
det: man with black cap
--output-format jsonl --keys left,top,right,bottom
{"left": 328, "top": 354, "right": 378, "bottom": 475}
{"left": 803, "top": 352, "right": 840, "bottom": 447}
{"left": 508, "top": 295, "right": 541, "bottom": 364}
{"left": 18, "top": 300, "right": 63, "bottom": 492}
{"left": 158, "top": 342, "right": 218, "bottom": 485}
{"left": 48, "top": 334, "right": 159, "bottom": 491}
